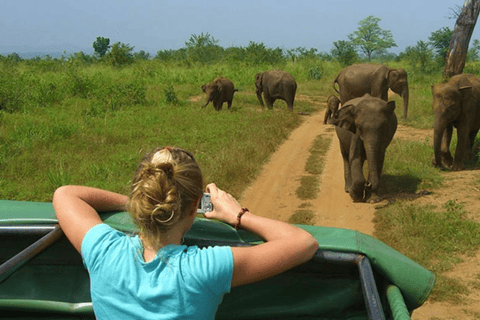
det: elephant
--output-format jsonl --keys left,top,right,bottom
{"left": 255, "top": 70, "right": 297, "bottom": 110}
{"left": 328, "top": 94, "right": 398, "bottom": 203}
{"left": 333, "top": 64, "right": 409, "bottom": 119}
{"left": 431, "top": 73, "right": 480, "bottom": 171}
{"left": 324, "top": 95, "right": 341, "bottom": 124}
{"left": 201, "top": 77, "right": 238, "bottom": 111}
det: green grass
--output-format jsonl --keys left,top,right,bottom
{"left": 374, "top": 200, "right": 480, "bottom": 302}
{"left": 288, "top": 210, "right": 316, "bottom": 225}
{"left": 382, "top": 138, "right": 443, "bottom": 193}
{"left": 296, "top": 134, "right": 332, "bottom": 201}
{"left": 4, "top": 59, "right": 338, "bottom": 201}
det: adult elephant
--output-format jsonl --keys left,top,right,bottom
{"left": 432, "top": 73, "right": 480, "bottom": 171}
{"left": 333, "top": 64, "right": 409, "bottom": 119}
{"left": 255, "top": 70, "right": 297, "bottom": 110}
{"left": 201, "top": 77, "right": 238, "bottom": 111}
{"left": 328, "top": 94, "right": 397, "bottom": 203}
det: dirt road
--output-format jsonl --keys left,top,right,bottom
{"left": 240, "top": 108, "right": 376, "bottom": 234}
{"left": 239, "top": 98, "right": 480, "bottom": 320}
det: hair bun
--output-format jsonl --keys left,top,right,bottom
{"left": 156, "top": 162, "right": 175, "bottom": 180}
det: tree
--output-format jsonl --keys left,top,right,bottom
{"left": 93, "top": 37, "right": 110, "bottom": 57}
{"left": 185, "top": 32, "right": 223, "bottom": 63}
{"left": 348, "top": 15, "right": 397, "bottom": 61}
{"left": 402, "top": 40, "right": 434, "bottom": 72}
{"left": 286, "top": 47, "right": 318, "bottom": 62}
{"left": 331, "top": 40, "right": 358, "bottom": 66}
{"left": 104, "top": 42, "right": 134, "bottom": 67}
{"left": 444, "top": 0, "right": 480, "bottom": 77}
{"left": 428, "top": 27, "right": 453, "bottom": 65}
{"left": 243, "top": 41, "right": 285, "bottom": 66}
{"left": 134, "top": 50, "right": 151, "bottom": 60}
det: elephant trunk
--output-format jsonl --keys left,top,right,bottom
{"left": 256, "top": 90, "right": 265, "bottom": 108}
{"left": 204, "top": 91, "right": 214, "bottom": 107}
{"left": 324, "top": 109, "right": 333, "bottom": 124}
{"left": 365, "top": 143, "right": 385, "bottom": 202}
{"left": 348, "top": 135, "right": 366, "bottom": 202}
{"left": 433, "top": 118, "right": 446, "bottom": 168}
{"left": 401, "top": 84, "right": 409, "bottom": 119}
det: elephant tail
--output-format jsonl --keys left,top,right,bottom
{"left": 234, "top": 88, "right": 239, "bottom": 92}
{"left": 332, "top": 78, "right": 340, "bottom": 95}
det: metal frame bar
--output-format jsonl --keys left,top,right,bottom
{"left": 0, "top": 225, "right": 63, "bottom": 284}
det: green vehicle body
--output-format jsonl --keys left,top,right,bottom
{"left": 0, "top": 200, "right": 435, "bottom": 320}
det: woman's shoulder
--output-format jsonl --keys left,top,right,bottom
{"left": 182, "top": 245, "right": 233, "bottom": 264}
{"left": 82, "top": 224, "right": 140, "bottom": 260}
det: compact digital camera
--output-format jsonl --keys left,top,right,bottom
{"left": 197, "top": 193, "right": 213, "bottom": 214}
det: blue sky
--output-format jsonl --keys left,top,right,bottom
{"left": 0, "top": 0, "right": 472, "bottom": 57}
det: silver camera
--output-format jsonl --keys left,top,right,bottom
{"left": 197, "top": 193, "right": 213, "bottom": 214}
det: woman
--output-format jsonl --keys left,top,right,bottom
{"left": 53, "top": 146, "right": 318, "bottom": 319}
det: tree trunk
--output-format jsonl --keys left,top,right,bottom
{"left": 444, "top": 0, "right": 480, "bottom": 78}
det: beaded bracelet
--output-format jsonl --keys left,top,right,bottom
{"left": 234, "top": 207, "right": 249, "bottom": 230}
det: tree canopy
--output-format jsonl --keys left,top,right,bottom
{"left": 428, "top": 27, "right": 453, "bottom": 64}
{"left": 348, "top": 15, "right": 397, "bottom": 61}
{"left": 331, "top": 40, "right": 358, "bottom": 66}
{"left": 92, "top": 37, "right": 110, "bottom": 57}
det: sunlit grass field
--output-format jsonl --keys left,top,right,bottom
{"left": 0, "top": 59, "right": 333, "bottom": 201}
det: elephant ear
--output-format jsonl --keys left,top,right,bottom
{"left": 457, "top": 76, "right": 472, "bottom": 91}
{"left": 328, "top": 104, "right": 356, "bottom": 133}
{"left": 255, "top": 73, "right": 263, "bottom": 88}
{"left": 213, "top": 81, "right": 221, "bottom": 92}
{"left": 385, "top": 101, "right": 396, "bottom": 115}
{"left": 201, "top": 84, "right": 207, "bottom": 93}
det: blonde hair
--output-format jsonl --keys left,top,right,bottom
{"left": 128, "top": 147, "right": 203, "bottom": 245}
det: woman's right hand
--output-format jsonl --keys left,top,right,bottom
{"left": 203, "top": 183, "right": 241, "bottom": 226}
{"left": 203, "top": 183, "right": 318, "bottom": 288}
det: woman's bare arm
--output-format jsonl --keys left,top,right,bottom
{"left": 204, "top": 183, "right": 318, "bottom": 287}
{"left": 53, "top": 186, "right": 128, "bottom": 252}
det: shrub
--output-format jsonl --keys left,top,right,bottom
{"left": 93, "top": 78, "right": 147, "bottom": 111}
{"left": 164, "top": 84, "right": 179, "bottom": 105}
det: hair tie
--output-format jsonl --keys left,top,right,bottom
{"left": 163, "top": 146, "right": 173, "bottom": 152}
{"left": 152, "top": 205, "right": 175, "bottom": 223}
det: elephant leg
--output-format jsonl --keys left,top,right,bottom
{"left": 339, "top": 146, "right": 352, "bottom": 192}
{"left": 265, "top": 95, "right": 274, "bottom": 109}
{"left": 286, "top": 97, "right": 294, "bottom": 111}
{"left": 468, "top": 129, "right": 479, "bottom": 155}
{"left": 441, "top": 125, "right": 454, "bottom": 167}
{"left": 285, "top": 90, "right": 295, "bottom": 111}
{"left": 452, "top": 125, "right": 470, "bottom": 170}
{"left": 227, "top": 100, "right": 232, "bottom": 109}
{"left": 366, "top": 150, "right": 386, "bottom": 204}
{"left": 335, "top": 128, "right": 353, "bottom": 193}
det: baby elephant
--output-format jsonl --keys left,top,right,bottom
{"left": 324, "top": 95, "right": 341, "bottom": 124}
{"left": 201, "top": 77, "right": 238, "bottom": 111}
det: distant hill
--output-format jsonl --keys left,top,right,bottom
{"left": 1, "top": 52, "right": 65, "bottom": 59}
{"left": 0, "top": 45, "right": 92, "bottom": 59}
